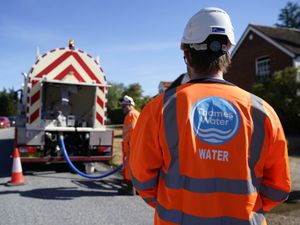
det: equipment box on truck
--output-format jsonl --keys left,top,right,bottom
{"left": 16, "top": 41, "right": 113, "bottom": 169}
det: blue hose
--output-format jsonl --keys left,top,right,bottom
{"left": 59, "top": 134, "right": 122, "bottom": 179}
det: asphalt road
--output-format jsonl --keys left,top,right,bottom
{"left": 0, "top": 128, "right": 154, "bottom": 225}
{"left": 0, "top": 128, "right": 299, "bottom": 225}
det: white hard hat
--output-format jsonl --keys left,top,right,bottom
{"left": 181, "top": 7, "right": 235, "bottom": 46}
{"left": 120, "top": 95, "right": 135, "bottom": 106}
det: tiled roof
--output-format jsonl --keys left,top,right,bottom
{"left": 251, "top": 24, "right": 300, "bottom": 55}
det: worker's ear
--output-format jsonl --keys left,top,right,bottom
{"left": 183, "top": 50, "right": 193, "bottom": 67}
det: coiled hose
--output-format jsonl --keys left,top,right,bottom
{"left": 59, "top": 134, "right": 122, "bottom": 179}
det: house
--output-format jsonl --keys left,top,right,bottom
{"left": 225, "top": 24, "right": 300, "bottom": 91}
{"left": 158, "top": 73, "right": 190, "bottom": 93}
{"left": 158, "top": 81, "right": 172, "bottom": 94}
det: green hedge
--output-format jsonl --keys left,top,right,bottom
{"left": 107, "top": 108, "right": 124, "bottom": 125}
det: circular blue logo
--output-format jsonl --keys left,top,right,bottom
{"left": 190, "top": 96, "right": 240, "bottom": 145}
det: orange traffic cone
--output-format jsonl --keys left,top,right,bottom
{"left": 6, "top": 147, "right": 25, "bottom": 186}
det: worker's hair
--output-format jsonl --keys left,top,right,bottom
{"left": 181, "top": 35, "right": 231, "bottom": 74}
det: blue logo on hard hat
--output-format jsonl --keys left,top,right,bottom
{"left": 190, "top": 97, "right": 240, "bottom": 145}
{"left": 212, "top": 27, "right": 225, "bottom": 33}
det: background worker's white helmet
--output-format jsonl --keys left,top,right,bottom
{"left": 181, "top": 7, "right": 235, "bottom": 46}
{"left": 120, "top": 95, "right": 135, "bottom": 106}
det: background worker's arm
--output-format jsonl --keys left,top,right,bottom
{"left": 260, "top": 111, "right": 291, "bottom": 212}
{"left": 123, "top": 111, "right": 139, "bottom": 161}
{"left": 130, "top": 99, "right": 163, "bottom": 208}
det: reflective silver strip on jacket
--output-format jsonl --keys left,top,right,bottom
{"left": 250, "top": 95, "right": 289, "bottom": 202}
{"left": 157, "top": 202, "right": 264, "bottom": 225}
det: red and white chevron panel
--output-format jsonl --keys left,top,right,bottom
{"left": 95, "top": 86, "right": 107, "bottom": 126}
{"left": 26, "top": 48, "right": 108, "bottom": 127}
{"left": 28, "top": 80, "right": 41, "bottom": 126}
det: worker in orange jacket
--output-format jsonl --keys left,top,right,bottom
{"left": 119, "top": 95, "right": 140, "bottom": 195}
{"left": 130, "top": 7, "right": 291, "bottom": 225}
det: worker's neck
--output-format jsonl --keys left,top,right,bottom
{"left": 189, "top": 69, "right": 223, "bottom": 80}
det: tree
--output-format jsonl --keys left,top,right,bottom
{"left": 107, "top": 82, "right": 125, "bottom": 110}
{"left": 106, "top": 82, "right": 125, "bottom": 124}
{"left": 251, "top": 67, "right": 300, "bottom": 133}
{"left": 0, "top": 88, "right": 18, "bottom": 116}
{"left": 140, "top": 95, "right": 152, "bottom": 109}
{"left": 106, "top": 82, "right": 153, "bottom": 124}
{"left": 123, "top": 83, "right": 144, "bottom": 110}
{"left": 276, "top": 1, "right": 300, "bottom": 28}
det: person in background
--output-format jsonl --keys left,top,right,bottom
{"left": 130, "top": 7, "right": 290, "bottom": 225}
{"left": 118, "top": 95, "right": 140, "bottom": 195}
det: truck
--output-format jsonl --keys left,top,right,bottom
{"left": 15, "top": 41, "right": 113, "bottom": 171}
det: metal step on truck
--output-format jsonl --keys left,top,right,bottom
{"left": 15, "top": 40, "right": 113, "bottom": 172}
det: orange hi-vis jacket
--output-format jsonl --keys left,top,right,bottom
{"left": 130, "top": 78, "right": 291, "bottom": 225}
{"left": 122, "top": 107, "right": 140, "bottom": 181}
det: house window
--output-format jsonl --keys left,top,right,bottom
{"left": 256, "top": 56, "right": 270, "bottom": 77}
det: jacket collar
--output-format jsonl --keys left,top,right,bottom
{"left": 188, "top": 77, "right": 235, "bottom": 86}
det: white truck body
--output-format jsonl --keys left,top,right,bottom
{"left": 16, "top": 45, "right": 113, "bottom": 163}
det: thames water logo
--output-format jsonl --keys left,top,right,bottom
{"left": 212, "top": 27, "right": 225, "bottom": 33}
{"left": 190, "top": 96, "right": 240, "bottom": 145}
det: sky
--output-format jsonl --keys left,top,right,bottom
{"left": 0, "top": 0, "right": 292, "bottom": 96}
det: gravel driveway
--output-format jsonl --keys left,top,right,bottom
{"left": 265, "top": 156, "right": 300, "bottom": 225}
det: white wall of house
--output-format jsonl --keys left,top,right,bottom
{"left": 158, "top": 83, "right": 164, "bottom": 94}
{"left": 294, "top": 56, "right": 300, "bottom": 96}
{"left": 293, "top": 56, "right": 300, "bottom": 67}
